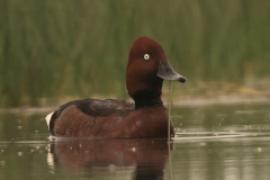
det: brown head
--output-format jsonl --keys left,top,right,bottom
{"left": 126, "top": 37, "right": 186, "bottom": 108}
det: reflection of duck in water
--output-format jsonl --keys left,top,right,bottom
{"left": 47, "top": 139, "right": 170, "bottom": 180}
{"left": 45, "top": 37, "right": 186, "bottom": 138}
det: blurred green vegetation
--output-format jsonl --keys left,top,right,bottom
{"left": 0, "top": 0, "right": 270, "bottom": 107}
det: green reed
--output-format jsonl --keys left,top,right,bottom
{"left": 0, "top": 0, "right": 270, "bottom": 106}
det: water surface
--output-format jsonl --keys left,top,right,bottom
{"left": 0, "top": 103, "right": 270, "bottom": 180}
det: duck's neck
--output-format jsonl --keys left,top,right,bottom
{"left": 133, "top": 91, "right": 163, "bottom": 109}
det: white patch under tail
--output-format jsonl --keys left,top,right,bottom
{"left": 45, "top": 112, "right": 54, "bottom": 130}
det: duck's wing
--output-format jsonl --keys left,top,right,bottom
{"left": 76, "top": 98, "right": 134, "bottom": 116}
{"left": 45, "top": 98, "right": 134, "bottom": 134}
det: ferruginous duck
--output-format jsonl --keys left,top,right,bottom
{"left": 45, "top": 36, "right": 186, "bottom": 138}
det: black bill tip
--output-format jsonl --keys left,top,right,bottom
{"left": 178, "top": 76, "right": 187, "bottom": 83}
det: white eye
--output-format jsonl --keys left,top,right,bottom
{"left": 143, "top": 53, "right": 150, "bottom": 61}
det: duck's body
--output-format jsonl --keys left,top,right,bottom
{"left": 46, "top": 98, "right": 172, "bottom": 138}
{"left": 46, "top": 37, "right": 186, "bottom": 139}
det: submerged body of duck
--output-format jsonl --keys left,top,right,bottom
{"left": 45, "top": 37, "right": 186, "bottom": 138}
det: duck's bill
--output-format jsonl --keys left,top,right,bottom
{"left": 157, "top": 62, "right": 187, "bottom": 83}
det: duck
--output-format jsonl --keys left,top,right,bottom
{"left": 45, "top": 36, "right": 186, "bottom": 139}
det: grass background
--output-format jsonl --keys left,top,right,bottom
{"left": 0, "top": 0, "right": 270, "bottom": 107}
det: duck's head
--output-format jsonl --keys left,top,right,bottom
{"left": 126, "top": 37, "right": 186, "bottom": 108}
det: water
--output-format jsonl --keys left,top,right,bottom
{"left": 0, "top": 103, "right": 270, "bottom": 180}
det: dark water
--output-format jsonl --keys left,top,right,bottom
{"left": 0, "top": 103, "right": 270, "bottom": 180}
